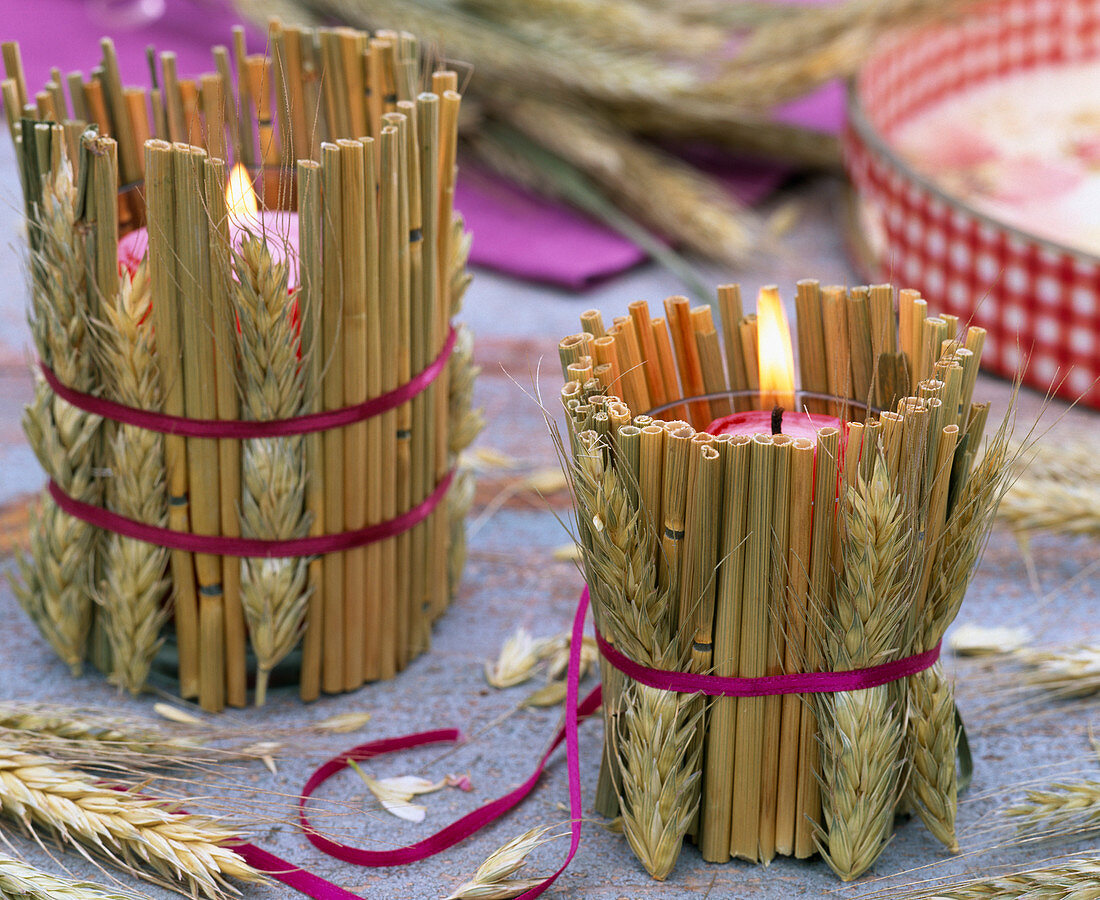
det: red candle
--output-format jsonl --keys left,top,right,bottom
{"left": 118, "top": 164, "right": 300, "bottom": 285}
{"left": 708, "top": 285, "right": 844, "bottom": 442}
{"left": 707, "top": 407, "right": 842, "bottom": 442}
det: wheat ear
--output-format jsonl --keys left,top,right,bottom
{"left": 893, "top": 856, "right": 1100, "bottom": 898}
{"left": 1014, "top": 646, "right": 1100, "bottom": 699}
{"left": 815, "top": 459, "right": 912, "bottom": 880}
{"left": 16, "top": 161, "right": 105, "bottom": 673}
{"left": 906, "top": 661, "right": 959, "bottom": 852}
{"left": 1003, "top": 779, "right": 1100, "bottom": 842}
{"left": 0, "top": 703, "right": 189, "bottom": 751}
{"left": 0, "top": 852, "right": 136, "bottom": 900}
{"left": 573, "top": 441, "right": 699, "bottom": 880}
{"left": 0, "top": 744, "right": 262, "bottom": 898}
{"left": 445, "top": 826, "right": 553, "bottom": 900}
{"left": 233, "top": 235, "right": 311, "bottom": 706}
{"left": 906, "top": 426, "right": 1012, "bottom": 852}
{"left": 447, "top": 325, "right": 483, "bottom": 599}
{"left": 95, "top": 263, "right": 170, "bottom": 695}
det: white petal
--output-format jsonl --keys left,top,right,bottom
{"left": 381, "top": 799, "right": 427, "bottom": 823}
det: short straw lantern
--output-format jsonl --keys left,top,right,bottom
{"left": 557, "top": 282, "right": 1011, "bottom": 880}
{"left": 4, "top": 26, "right": 481, "bottom": 711}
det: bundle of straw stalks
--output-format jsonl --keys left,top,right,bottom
{"left": 3, "top": 23, "right": 478, "bottom": 712}
{"left": 554, "top": 280, "right": 1012, "bottom": 879}
{"left": 235, "top": 0, "right": 979, "bottom": 274}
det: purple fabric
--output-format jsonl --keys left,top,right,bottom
{"left": 5, "top": 0, "right": 845, "bottom": 289}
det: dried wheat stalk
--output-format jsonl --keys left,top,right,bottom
{"left": 96, "top": 263, "right": 170, "bottom": 695}
{"left": 998, "top": 440, "right": 1100, "bottom": 535}
{"left": 891, "top": 856, "right": 1100, "bottom": 898}
{"left": 0, "top": 852, "right": 136, "bottom": 900}
{"left": 15, "top": 160, "right": 103, "bottom": 674}
{"left": 572, "top": 439, "right": 700, "bottom": 880}
{"left": 445, "top": 826, "right": 553, "bottom": 900}
{"left": 0, "top": 744, "right": 262, "bottom": 898}
{"left": 815, "top": 460, "right": 913, "bottom": 881}
{"left": 1003, "top": 779, "right": 1100, "bottom": 842}
{"left": 905, "top": 421, "right": 1013, "bottom": 853}
{"left": 233, "top": 235, "right": 311, "bottom": 706}
{"left": 241, "top": 0, "right": 973, "bottom": 274}
{"left": 500, "top": 96, "right": 758, "bottom": 267}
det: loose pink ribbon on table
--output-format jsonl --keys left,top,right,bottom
{"left": 247, "top": 584, "right": 940, "bottom": 899}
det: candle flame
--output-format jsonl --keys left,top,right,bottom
{"left": 756, "top": 285, "right": 796, "bottom": 410}
{"left": 226, "top": 163, "right": 259, "bottom": 221}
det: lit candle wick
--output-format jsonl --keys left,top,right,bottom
{"left": 771, "top": 405, "right": 784, "bottom": 436}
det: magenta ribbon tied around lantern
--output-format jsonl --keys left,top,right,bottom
{"left": 40, "top": 325, "right": 457, "bottom": 557}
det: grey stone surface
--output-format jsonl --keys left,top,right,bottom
{"left": 0, "top": 134, "right": 1097, "bottom": 899}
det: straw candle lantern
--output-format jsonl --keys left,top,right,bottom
{"left": 4, "top": 24, "right": 482, "bottom": 712}
{"left": 558, "top": 282, "right": 1011, "bottom": 880}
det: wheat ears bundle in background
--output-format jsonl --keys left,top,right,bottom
{"left": 555, "top": 281, "right": 1013, "bottom": 881}
{"left": 235, "top": 0, "right": 980, "bottom": 277}
{"left": 3, "top": 24, "right": 482, "bottom": 713}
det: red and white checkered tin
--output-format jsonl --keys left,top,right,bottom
{"left": 844, "top": 0, "right": 1100, "bottom": 409}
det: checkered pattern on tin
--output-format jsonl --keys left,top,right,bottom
{"left": 845, "top": 0, "right": 1100, "bottom": 407}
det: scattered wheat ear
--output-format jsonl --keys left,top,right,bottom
{"left": 1015, "top": 646, "right": 1100, "bottom": 699}
{"left": 0, "top": 852, "right": 136, "bottom": 900}
{"left": 892, "top": 856, "right": 1100, "bottom": 898}
{"left": 445, "top": 826, "right": 553, "bottom": 900}
{"left": 0, "top": 744, "right": 263, "bottom": 899}
{"left": 1003, "top": 778, "right": 1100, "bottom": 842}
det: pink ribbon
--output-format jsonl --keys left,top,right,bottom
{"left": 287, "top": 586, "right": 602, "bottom": 895}
{"left": 589, "top": 588, "right": 941, "bottom": 695}
{"left": 47, "top": 470, "right": 453, "bottom": 558}
{"left": 241, "top": 583, "right": 939, "bottom": 899}
{"left": 39, "top": 326, "right": 456, "bottom": 439}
